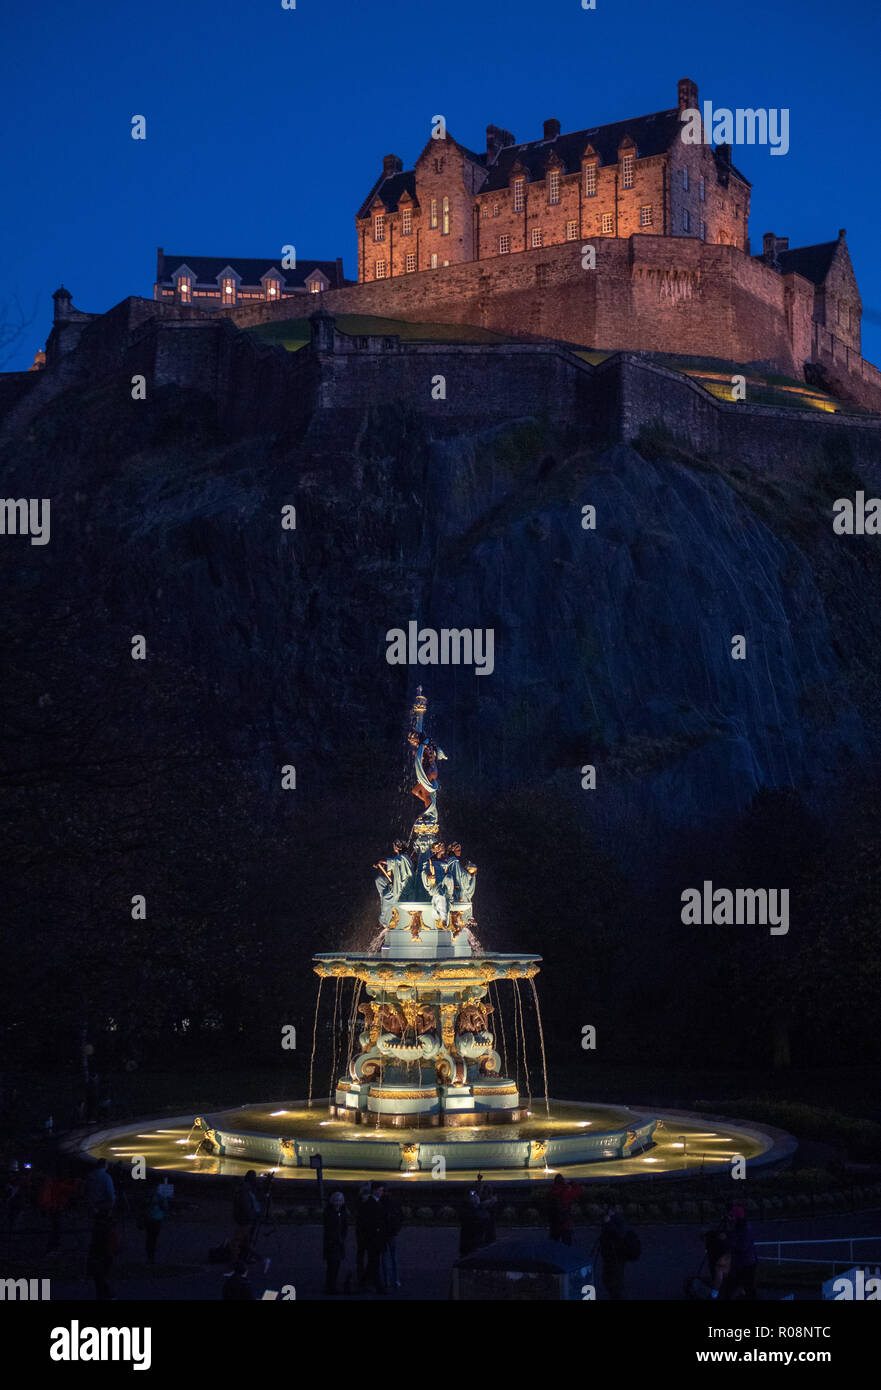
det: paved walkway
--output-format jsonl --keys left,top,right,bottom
{"left": 3, "top": 1199, "right": 879, "bottom": 1302}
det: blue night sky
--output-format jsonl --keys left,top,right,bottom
{"left": 3, "top": 0, "right": 880, "bottom": 371}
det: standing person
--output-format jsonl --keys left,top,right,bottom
{"left": 38, "top": 1163, "right": 75, "bottom": 1255}
{"left": 355, "top": 1183, "right": 373, "bottom": 1286}
{"left": 380, "top": 1184, "right": 403, "bottom": 1288}
{"left": 548, "top": 1173, "right": 582, "bottom": 1245}
{"left": 142, "top": 1180, "right": 169, "bottom": 1265}
{"left": 599, "top": 1207, "right": 630, "bottom": 1300}
{"left": 727, "top": 1205, "right": 758, "bottom": 1300}
{"left": 84, "top": 1157, "right": 115, "bottom": 1216}
{"left": 476, "top": 1175, "right": 498, "bottom": 1245}
{"left": 323, "top": 1189, "right": 348, "bottom": 1295}
{"left": 703, "top": 1214, "right": 732, "bottom": 1299}
{"left": 362, "top": 1185, "right": 388, "bottom": 1293}
{"left": 458, "top": 1190, "right": 487, "bottom": 1258}
{"left": 232, "top": 1171, "right": 260, "bottom": 1263}
{"left": 86, "top": 1209, "right": 120, "bottom": 1300}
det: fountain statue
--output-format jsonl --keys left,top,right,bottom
{"left": 314, "top": 688, "right": 541, "bottom": 1127}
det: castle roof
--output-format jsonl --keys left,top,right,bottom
{"left": 772, "top": 241, "right": 839, "bottom": 286}
{"left": 478, "top": 107, "right": 686, "bottom": 188}
{"left": 357, "top": 170, "right": 418, "bottom": 219}
{"left": 156, "top": 253, "right": 347, "bottom": 290}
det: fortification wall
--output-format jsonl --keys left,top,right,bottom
{"left": 224, "top": 236, "right": 821, "bottom": 380}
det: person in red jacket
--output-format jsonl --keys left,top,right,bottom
{"left": 548, "top": 1173, "right": 583, "bottom": 1245}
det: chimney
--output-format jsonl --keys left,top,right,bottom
{"left": 838, "top": 228, "right": 847, "bottom": 240}
{"left": 716, "top": 141, "right": 732, "bottom": 165}
{"left": 486, "top": 124, "right": 515, "bottom": 161}
{"left": 543, "top": 117, "right": 561, "bottom": 140}
{"left": 678, "top": 76, "right": 698, "bottom": 113}
{"left": 762, "top": 232, "right": 788, "bottom": 267}
{"left": 776, "top": 237, "right": 789, "bottom": 253}
{"left": 382, "top": 153, "right": 403, "bottom": 177}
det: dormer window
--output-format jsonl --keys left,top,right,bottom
{"left": 265, "top": 279, "right": 281, "bottom": 299}
{"left": 374, "top": 214, "right": 385, "bottom": 242}
{"left": 309, "top": 280, "right": 321, "bottom": 294}
{"left": 513, "top": 177, "right": 525, "bottom": 212}
{"left": 621, "top": 154, "right": 634, "bottom": 189}
{"left": 548, "top": 169, "right": 561, "bottom": 204}
{"left": 178, "top": 276, "right": 191, "bottom": 303}
{"left": 583, "top": 163, "right": 597, "bottom": 197}
{"left": 402, "top": 207, "right": 412, "bottom": 235}
{"left": 222, "top": 277, "right": 236, "bottom": 303}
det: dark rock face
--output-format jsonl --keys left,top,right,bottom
{"left": 2, "top": 378, "right": 880, "bottom": 1069}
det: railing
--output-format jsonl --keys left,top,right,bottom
{"left": 756, "top": 1236, "right": 881, "bottom": 1269}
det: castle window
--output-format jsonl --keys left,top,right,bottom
{"left": 683, "top": 209, "right": 691, "bottom": 232}
{"left": 430, "top": 252, "right": 438, "bottom": 268}
{"left": 531, "top": 228, "right": 543, "bottom": 248}
{"left": 406, "top": 253, "right": 417, "bottom": 273}
{"left": 548, "top": 170, "right": 561, "bottom": 204}
{"left": 601, "top": 213, "right": 614, "bottom": 235}
{"left": 513, "top": 178, "right": 525, "bottom": 212}
{"left": 639, "top": 204, "right": 653, "bottom": 227}
{"left": 492, "top": 203, "right": 500, "bottom": 217}
{"left": 402, "top": 208, "right": 412, "bottom": 236}
{"left": 481, "top": 205, "right": 489, "bottom": 218}
{"left": 700, "top": 219, "right": 706, "bottom": 241}
{"left": 222, "top": 277, "right": 236, "bottom": 303}
{"left": 430, "top": 199, "right": 438, "bottom": 229}
{"left": 178, "top": 276, "right": 191, "bottom": 302}
{"left": 583, "top": 164, "right": 597, "bottom": 197}
{"left": 699, "top": 176, "right": 705, "bottom": 202}
{"left": 442, "top": 196, "right": 450, "bottom": 235}
{"left": 536, "top": 264, "right": 551, "bottom": 287}
{"left": 375, "top": 260, "right": 387, "bottom": 279}
{"left": 566, "top": 220, "right": 577, "bottom": 240}
{"left": 374, "top": 214, "right": 385, "bottom": 242}
{"left": 621, "top": 154, "right": 634, "bottom": 189}
{"left": 266, "top": 278, "right": 281, "bottom": 299}
{"left": 499, "top": 234, "right": 511, "bottom": 253}
{"left": 683, "top": 167, "right": 689, "bottom": 191}
{"left": 308, "top": 280, "right": 321, "bottom": 293}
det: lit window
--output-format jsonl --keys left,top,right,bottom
{"left": 481, "top": 205, "right": 489, "bottom": 218}
{"left": 683, "top": 209, "right": 691, "bottom": 232}
{"left": 621, "top": 154, "right": 634, "bottom": 189}
{"left": 443, "top": 259, "right": 449, "bottom": 266}
{"left": 531, "top": 228, "right": 543, "bottom": 247}
{"left": 549, "top": 170, "right": 561, "bottom": 204}
{"left": 178, "top": 276, "right": 191, "bottom": 302}
{"left": 601, "top": 213, "right": 614, "bottom": 235}
{"left": 639, "top": 204, "right": 653, "bottom": 227}
{"left": 492, "top": 203, "right": 500, "bottom": 217}
{"left": 406, "top": 253, "right": 417, "bottom": 273}
{"left": 375, "top": 260, "right": 387, "bottom": 279}
{"left": 222, "top": 277, "right": 236, "bottom": 301}
{"left": 683, "top": 167, "right": 689, "bottom": 191}
{"left": 499, "top": 234, "right": 511, "bottom": 253}
{"left": 513, "top": 178, "right": 525, "bottom": 212}
{"left": 402, "top": 208, "right": 412, "bottom": 235}
{"left": 442, "top": 196, "right": 450, "bottom": 235}
{"left": 308, "top": 280, "right": 321, "bottom": 293}
{"left": 430, "top": 252, "right": 438, "bottom": 268}
{"left": 583, "top": 164, "right": 597, "bottom": 197}
{"left": 430, "top": 199, "right": 438, "bottom": 229}
{"left": 566, "top": 220, "right": 577, "bottom": 240}
{"left": 266, "top": 279, "right": 281, "bottom": 298}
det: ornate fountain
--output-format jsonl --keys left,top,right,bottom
{"left": 314, "top": 688, "right": 541, "bottom": 1128}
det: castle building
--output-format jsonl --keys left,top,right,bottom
{"left": 356, "top": 78, "right": 751, "bottom": 282}
{"left": 153, "top": 250, "right": 349, "bottom": 309}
